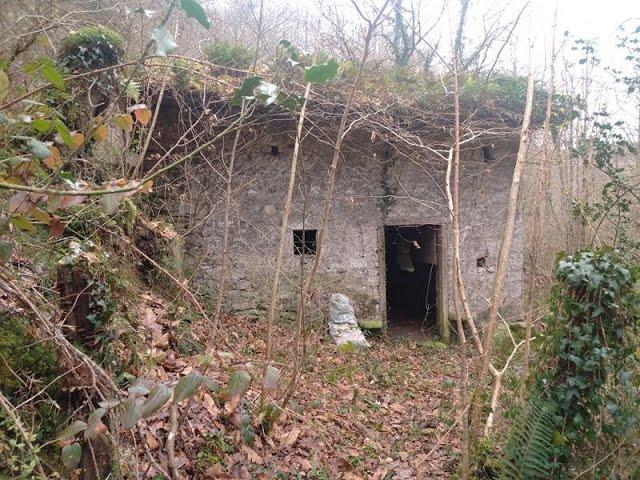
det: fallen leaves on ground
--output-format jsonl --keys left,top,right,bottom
{"left": 128, "top": 295, "right": 462, "bottom": 479}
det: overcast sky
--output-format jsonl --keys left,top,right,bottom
{"left": 438, "top": 0, "right": 640, "bottom": 71}
{"left": 310, "top": 0, "right": 640, "bottom": 70}
{"left": 533, "top": 0, "right": 640, "bottom": 62}
{"left": 546, "top": 0, "right": 639, "bottom": 40}
{"left": 529, "top": 0, "right": 639, "bottom": 124}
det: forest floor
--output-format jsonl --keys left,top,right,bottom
{"left": 134, "top": 292, "right": 462, "bottom": 479}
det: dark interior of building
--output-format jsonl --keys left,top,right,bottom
{"left": 385, "top": 225, "right": 439, "bottom": 335}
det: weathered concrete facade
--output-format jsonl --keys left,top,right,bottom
{"left": 183, "top": 128, "right": 523, "bottom": 334}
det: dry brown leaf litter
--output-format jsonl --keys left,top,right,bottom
{"left": 130, "top": 292, "right": 462, "bottom": 479}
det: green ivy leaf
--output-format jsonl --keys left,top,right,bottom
{"left": 41, "top": 62, "right": 64, "bottom": 89}
{"left": 226, "top": 369, "right": 251, "bottom": 403}
{"left": 229, "top": 76, "right": 262, "bottom": 105}
{"left": 84, "top": 408, "right": 106, "bottom": 440}
{"left": 278, "top": 39, "right": 300, "bottom": 64}
{"left": 202, "top": 377, "right": 221, "bottom": 394}
{"left": 238, "top": 76, "right": 262, "bottom": 96}
{"left": 31, "top": 119, "right": 53, "bottom": 132}
{"left": 152, "top": 27, "right": 177, "bottom": 56}
{"left": 230, "top": 78, "right": 284, "bottom": 107}
{"left": 119, "top": 397, "right": 143, "bottom": 429}
{"left": 173, "top": 373, "right": 204, "bottom": 402}
{"left": 303, "top": 59, "right": 339, "bottom": 84}
{"left": 61, "top": 443, "right": 82, "bottom": 470}
{"left": 128, "top": 378, "right": 155, "bottom": 396}
{"left": 277, "top": 92, "right": 300, "bottom": 110}
{"left": 10, "top": 215, "right": 36, "bottom": 233}
{"left": 25, "top": 137, "right": 52, "bottom": 160}
{"left": 54, "top": 119, "right": 73, "bottom": 146}
{"left": 0, "top": 69, "right": 9, "bottom": 103}
{"left": 57, "top": 420, "right": 87, "bottom": 441}
{"left": 180, "top": 0, "right": 211, "bottom": 29}
{"left": 98, "top": 399, "right": 122, "bottom": 409}
{"left": 141, "top": 384, "right": 172, "bottom": 418}
{"left": 235, "top": 77, "right": 262, "bottom": 98}
{"left": 99, "top": 192, "right": 127, "bottom": 215}
{"left": 262, "top": 365, "right": 280, "bottom": 393}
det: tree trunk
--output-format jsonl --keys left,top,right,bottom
{"left": 470, "top": 57, "right": 536, "bottom": 441}
{"left": 263, "top": 83, "right": 312, "bottom": 401}
{"left": 521, "top": 9, "right": 557, "bottom": 399}
{"left": 212, "top": 101, "right": 246, "bottom": 331}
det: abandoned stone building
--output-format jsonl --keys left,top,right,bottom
{"left": 152, "top": 92, "right": 524, "bottom": 341}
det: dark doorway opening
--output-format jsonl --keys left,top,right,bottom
{"left": 384, "top": 225, "right": 440, "bottom": 336}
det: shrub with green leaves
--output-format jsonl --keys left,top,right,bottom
{"left": 56, "top": 366, "right": 263, "bottom": 473}
{"left": 497, "top": 251, "right": 640, "bottom": 479}
{"left": 59, "top": 26, "right": 124, "bottom": 72}
{"left": 204, "top": 42, "right": 253, "bottom": 70}
{"left": 545, "top": 253, "right": 638, "bottom": 427}
{"left": 524, "top": 250, "right": 640, "bottom": 477}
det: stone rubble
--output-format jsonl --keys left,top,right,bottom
{"left": 328, "top": 293, "right": 370, "bottom": 348}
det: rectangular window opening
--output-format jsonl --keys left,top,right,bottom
{"left": 293, "top": 229, "right": 317, "bottom": 255}
{"left": 477, "top": 256, "right": 487, "bottom": 268}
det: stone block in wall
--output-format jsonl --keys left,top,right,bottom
{"left": 225, "top": 291, "right": 259, "bottom": 312}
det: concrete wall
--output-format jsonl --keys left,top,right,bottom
{"left": 183, "top": 128, "right": 523, "bottom": 327}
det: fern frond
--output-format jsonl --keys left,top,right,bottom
{"left": 498, "top": 398, "right": 556, "bottom": 480}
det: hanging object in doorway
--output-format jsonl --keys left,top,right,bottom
{"left": 397, "top": 240, "right": 415, "bottom": 272}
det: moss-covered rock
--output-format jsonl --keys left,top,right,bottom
{"left": 358, "top": 317, "right": 383, "bottom": 330}
{"left": 59, "top": 26, "right": 124, "bottom": 72}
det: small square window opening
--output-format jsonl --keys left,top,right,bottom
{"left": 270, "top": 145, "right": 279, "bottom": 156}
{"left": 482, "top": 145, "right": 496, "bottom": 161}
{"left": 477, "top": 256, "right": 487, "bottom": 268}
{"left": 293, "top": 229, "right": 317, "bottom": 255}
